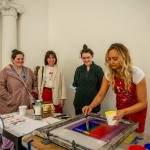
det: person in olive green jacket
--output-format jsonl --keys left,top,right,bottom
{"left": 72, "top": 44, "right": 104, "bottom": 115}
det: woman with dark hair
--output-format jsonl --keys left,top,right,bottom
{"left": 38, "top": 50, "right": 67, "bottom": 113}
{"left": 0, "top": 49, "right": 38, "bottom": 150}
{"left": 72, "top": 44, "right": 104, "bottom": 115}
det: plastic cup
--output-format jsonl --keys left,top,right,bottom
{"left": 19, "top": 105, "right": 27, "bottom": 116}
{"left": 105, "top": 110, "right": 117, "bottom": 125}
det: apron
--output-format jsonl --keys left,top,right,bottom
{"left": 114, "top": 76, "right": 147, "bottom": 133}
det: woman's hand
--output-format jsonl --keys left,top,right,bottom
{"left": 59, "top": 99, "right": 64, "bottom": 107}
{"left": 113, "top": 109, "right": 125, "bottom": 124}
{"left": 82, "top": 106, "right": 92, "bottom": 115}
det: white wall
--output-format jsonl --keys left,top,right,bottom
{"left": 1, "top": 0, "right": 150, "bottom": 133}
{"left": 18, "top": 0, "right": 49, "bottom": 70}
{"left": 0, "top": 12, "right": 2, "bottom": 69}
{"left": 48, "top": 0, "right": 150, "bottom": 133}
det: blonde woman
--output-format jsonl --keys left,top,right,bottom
{"left": 82, "top": 43, "right": 147, "bottom": 133}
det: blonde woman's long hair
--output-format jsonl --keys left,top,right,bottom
{"left": 105, "top": 43, "right": 133, "bottom": 91}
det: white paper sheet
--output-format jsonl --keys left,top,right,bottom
{"left": 1, "top": 113, "right": 49, "bottom": 136}
{"left": 0, "top": 113, "right": 62, "bottom": 136}
{"left": 43, "top": 117, "right": 61, "bottom": 124}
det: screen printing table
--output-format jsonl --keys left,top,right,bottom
{"left": 0, "top": 109, "right": 51, "bottom": 150}
{"left": 0, "top": 110, "right": 35, "bottom": 150}
{"left": 22, "top": 132, "right": 150, "bottom": 150}
{"left": 21, "top": 114, "right": 149, "bottom": 150}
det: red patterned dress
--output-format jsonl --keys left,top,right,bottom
{"left": 114, "top": 76, "right": 147, "bottom": 133}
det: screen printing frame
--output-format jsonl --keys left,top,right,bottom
{"left": 33, "top": 114, "right": 138, "bottom": 150}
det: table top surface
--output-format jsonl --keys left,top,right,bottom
{"left": 22, "top": 111, "right": 150, "bottom": 150}
{"left": 0, "top": 109, "right": 59, "bottom": 137}
{"left": 22, "top": 132, "right": 150, "bottom": 150}
{"left": 2, "top": 131, "right": 148, "bottom": 150}
{"left": 0, "top": 109, "right": 42, "bottom": 137}
{"left": 1, "top": 110, "right": 150, "bottom": 150}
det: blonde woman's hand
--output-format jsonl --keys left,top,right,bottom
{"left": 113, "top": 109, "right": 125, "bottom": 125}
{"left": 82, "top": 106, "right": 92, "bottom": 115}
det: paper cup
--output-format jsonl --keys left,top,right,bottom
{"left": 19, "top": 105, "right": 27, "bottom": 116}
{"left": 105, "top": 110, "right": 117, "bottom": 125}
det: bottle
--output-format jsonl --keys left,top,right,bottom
{"left": 34, "top": 100, "right": 42, "bottom": 120}
{"left": 144, "top": 143, "right": 150, "bottom": 150}
{"left": 29, "top": 95, "right": 36, "bottom": 106}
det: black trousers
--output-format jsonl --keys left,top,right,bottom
{"left": 75, "top": 110, "right": 82, "bottom": 115}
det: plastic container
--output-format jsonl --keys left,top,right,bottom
{"left": 128, "top": 145, "right": 146, "bottom": 150}
{"left": 144, "top": 143, "right": 150, "bottom": 150}
{"left": 19, "top": 105, "right": 27, "bottom": 116}
{"left": 105, "top": 110, "right": 117, "bottom": 125}
{"left": 34, "top": 100, "right": 42, "bottom": 120}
